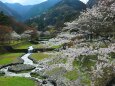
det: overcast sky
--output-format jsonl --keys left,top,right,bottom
{"left": 0, "top": 0, "right": 88, "bottom": 5}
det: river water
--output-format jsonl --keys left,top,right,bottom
{"left": 0, "top": 46, "right": 54, "bottom": 86}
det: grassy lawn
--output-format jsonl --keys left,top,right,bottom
{"left": 0, "top": 53, "right": 23, "bottom": 65}
{"left": 64, "top": 70, "right": 79, "bottom": 81}
{"left": 14, "top": 42, "right": 63, "bottom": 49}
{"left": 15, "top": 42, "right": 33, "bottom": 49}
{"left": 31, "top": 53, "right": 50, "bottom": 61}
{"left": 15, "top": 42, "right": 46, "bottom": 49}
{"left": 33, "top": 42, "right": 62, "bottom": 49}
{"left": 33, "top": 44, "right": 45, "bottom": 48}
{"left": 0, "top": 77, "right": 37, "bottom": 86}
{"left": 17, "top": 43, "right": 33, "bottom": 49}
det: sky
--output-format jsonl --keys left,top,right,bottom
{"left": 0, "top": 0, "right": 88, "bottom": 5}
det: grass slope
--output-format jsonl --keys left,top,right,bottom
{"left": 0, "top": 53, "right": 22, "bottom": 65}
{"left": 0, "top": 77, "right": 37, "bottom": 86}
{"left": 31, "top": 53, "right": 50, "bottom": 61}
{"left": 15, "top": 42, "right": 33, "bottom": 49}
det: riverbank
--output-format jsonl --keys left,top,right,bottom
{"left": 0, "top": 32, "right": 115, "bottom": 86}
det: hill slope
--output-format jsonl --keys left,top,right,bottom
{"left": 0, "top": 1, "right": 21, "bottom": 20}
{"left": 25, "top": 0, "right": 61, "bottom": 19}
{"left": 87, "top": 0, "right": 98, "bottom": 8}
{"left": 0, "top": 12, "right": 33, "bottom": 34}
{"left": 26, "top": 0, "right": 86, "bottom": 31}
{"left": 5, "top": 3, "right": 33, "bottom": 18}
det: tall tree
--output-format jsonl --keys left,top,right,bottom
{"left": 0, "top": 11, "right": 10, "bottom": 25}
{"left": 65, "top": 0, "right": 115, "bottom": 39}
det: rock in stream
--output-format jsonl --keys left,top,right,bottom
{"left": 8, "top": 64, "right": 35, "bottom": 73}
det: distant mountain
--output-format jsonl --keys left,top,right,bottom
{"left": 25, "top": 0, "right": 61, "bottom": 19}
{"left": 26, "top": 0, "right": 86, "bottom": 31}
{"left": 87, "top": 0, "right": 98, "bottom": 8}
{"left": 5, "top": 3, "right": 33, "bottom": 17}
{"left": 0, "top": 1, "right": 21, "bottom": 20}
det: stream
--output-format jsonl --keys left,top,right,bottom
{"left": 0, "top": 46, "right": 54, "bottom": 86}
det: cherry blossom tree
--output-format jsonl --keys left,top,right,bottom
{"left": 64, "top": 0, "right": 115, "bottom": 40}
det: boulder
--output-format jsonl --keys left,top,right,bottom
{"left": 8, "top": 64, "right": 35, "bottom": 73}
{"left": 0, "top": 71, "right": 5, "bottom": 76}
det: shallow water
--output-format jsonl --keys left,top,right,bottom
{"left": 0, "top": 46, "right": 35, "bottom": 77}
{"left": 0, "top": 46, "right": 54, "bottom": 86}
{"left": 21, "top": 53, "right": 33, "bottom": 65}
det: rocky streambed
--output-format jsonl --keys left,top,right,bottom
{"left": 0, "top": 46, "right": 55, "bottom": 86}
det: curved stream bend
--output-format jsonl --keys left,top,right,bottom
{"left": 0, "top": 46, "right": 54, "bottom": 86}
{"left": 21, "top": 46, "right": 34, "bottom": 65}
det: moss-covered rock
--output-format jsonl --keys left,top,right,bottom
{"left": 0, "top": 71, "right": 5, "bottom": 76}
{"left": 8, "top": 64, "right": 35, "bottom": 73}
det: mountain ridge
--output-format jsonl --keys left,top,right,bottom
{"left": 26, "top": 0, "right": 86, "bottom": 31}
{"left": 25, "top": 0, "right": 61, "bottom": 20}
{"left": 5, "top": 3, "right": 33, "bottom": 18}
{"left": 0, "top": 1, "right": 22, "bottom": 21}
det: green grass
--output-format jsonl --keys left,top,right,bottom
{"left": 31, "top": 53, "right": 50, "bottom": 61}
{"left": 33, "top": 44, "right": 45, "bottom": 48}
{"left": 15, "top": 42, "right": 47, "bottom": 49}
{"left": 64, "top": 70, "right": 79, "bottom": 81}
{"left": 15, "top": 42, "right": 33, "bottom": 49}
{"left": 0, "top": 77, "right": 37, "bottom": 86}
{"left": 0, "top": 53, "right": 23, "bottom": 65}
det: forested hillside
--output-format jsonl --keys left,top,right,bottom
{"left": 26, "top": 0, "right": 86, "bottom": 31}
{"left": 0, "top": 1, "right": 22, "bottom": 20}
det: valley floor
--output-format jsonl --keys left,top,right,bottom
{"left": 0, "top": 32, "right": 115, "bottom": 86}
